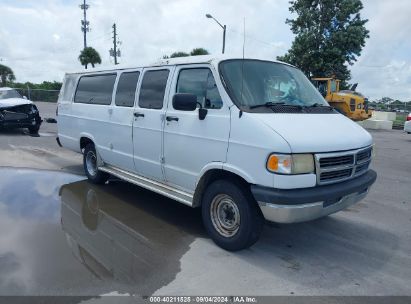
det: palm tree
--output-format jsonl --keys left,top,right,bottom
{"left": 0, "top": 64, "right": 16, "bottom": 87}
{"left": 78, "top": 47, "right": 102, "bottom": 69}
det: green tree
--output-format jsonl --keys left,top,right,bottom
{"left": 190, "top": 48, "right": 210, "bottom": 56}
{"left": 78, "top": 47, "right": 102, "bottom": 69}
{"left": 170, "top": 51, "right": 190, "bottom": 58}
{"left": 0, "top": 64, "right": 16, "bottom": 87}
{"left": 164, "top": 48, "right": 210, "bottom": 59}
{"left": 277, "top": 0, "right": 369, "bottom": 87}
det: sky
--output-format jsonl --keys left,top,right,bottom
{"left": 0, "top": 0, "right": 410, "bottom": 100}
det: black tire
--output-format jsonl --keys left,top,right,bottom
{"left": 28, "top": 124, "right": 40, "bottom": 134}
{"left": 83, "top": 143, "right": 109, "bottom": 184}
{"left": 201, "top": 179, "right": 264, "bottom": 251}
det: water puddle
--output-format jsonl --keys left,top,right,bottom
{"left": 0, "top": 168, "right": 202, "bottom": 296}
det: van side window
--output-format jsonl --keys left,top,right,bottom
{"left": 74, "top": 74, "right": 116, "bottom": 105}
{"left": 115, "top": 71, "right": 140, "bottom": 107}
{"left": 176, "top": 68, "right": 223, "bottom": 109}
{"left": 138, "top": 70, "right": 169, "bottom": 109}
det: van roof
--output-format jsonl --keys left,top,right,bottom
{"left": 67, "top": 55, "right": 291, "bottom": 75}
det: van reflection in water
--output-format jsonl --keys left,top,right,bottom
{"left": 59, "top": 180, "right": 203, "bottom": 294}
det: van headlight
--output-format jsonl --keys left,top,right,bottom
{"left": 266, "top": 153, "right": 314, "bottom": 174}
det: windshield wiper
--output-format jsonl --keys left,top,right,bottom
{"left": 249, "top": 102, "right": 313, "bottom": 110}
{"left": 249, "top": 102, "right": 285, "bottom": 109}
{"left": 250, "top": 102, "right": 305, "bottom": 112}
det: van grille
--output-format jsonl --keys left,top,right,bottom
{"left": 320, "top": 169, "right": 352, "bottom": 182}
{"left": 315, "top": 147, "right": 372, "bottom": 185}
{"left": 319, "top": 155, "right": 354, "bottom": 168}
{"left": 355, "top": 161, "right": 370, "bottom": 174}
{"left": 357, "top": 148, "right": 372, "bottom": 163}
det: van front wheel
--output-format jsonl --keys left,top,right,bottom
{"left": 202, "top": 180, "right": 264, "bottom": 251}
{"left": 83, "top": 143, "right": 109, "bottom": 184}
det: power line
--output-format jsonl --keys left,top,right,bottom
{"left": 228, "top": 29, "right": 279, "bottom": 48}
{"left": 88, "top": 31, "right": 112, "bottom": 42}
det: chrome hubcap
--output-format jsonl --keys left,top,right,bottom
{"left": 85, "top": 150, "right": 98, "bottom": 177}
{"left": 210, "top": 194, "right": 240, "bottom": 237}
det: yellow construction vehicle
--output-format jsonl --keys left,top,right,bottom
{"left": 312, "top": 77, "right": 371, "bottom": 121}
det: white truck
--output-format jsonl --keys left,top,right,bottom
{"left": 57, "top": 55, "right": 377, "bottom": 251}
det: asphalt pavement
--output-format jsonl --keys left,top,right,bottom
{"left": 0, "top": 102, "right": 410, "bottom": 298}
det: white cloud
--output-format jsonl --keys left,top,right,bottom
{"left": 0, "top": 0, "right": 410, "bottom": 100}
{"left": 0, "top": 0, "right": 291, "bottom": 82}
{"left": 351, "top": 0, "right": 411, "bottom": 100}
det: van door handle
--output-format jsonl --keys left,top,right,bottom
{"left": 134, "top": 112, "right": 145, "bottom": 118}
{"left": 166, "top": 116, "right": 179, "bottom": 122}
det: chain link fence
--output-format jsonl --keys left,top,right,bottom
{"left": 12, "top": 88, "right": 60, "bottom": 103}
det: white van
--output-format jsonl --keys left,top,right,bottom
{"left": 57, "top": 55, "right": 377, "bottom": 251}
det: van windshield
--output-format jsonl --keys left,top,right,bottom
{"left": 219, "top": 60, "right": 328, "bottom": 112}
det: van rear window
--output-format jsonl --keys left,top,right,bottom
{"left": 59, "top": 74, "right": 78, "bottom": 102}
{"left": 74, "top": 74, "right": 116, "bottom": 105}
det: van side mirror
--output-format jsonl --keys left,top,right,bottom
{"left": 23, "top": 96, "right": 28, "bottom": 100}
{"left": 172, "top": 93, "right": 208, "bottom": 120}
{"left": 173, "top": 93, "right": 197, "bottom": 111}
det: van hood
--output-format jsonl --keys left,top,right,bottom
{"left": 255, "top": 113, "right": 373, "bottom": 153}
{"left": 0, "top": 98, "right": 33, "bottom": 108}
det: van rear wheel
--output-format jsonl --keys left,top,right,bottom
{"left": 83, "top": 143, "right": 109, "bottom": 184}
{"left": 201, "top": 180, "right": 264, "bottom": 251}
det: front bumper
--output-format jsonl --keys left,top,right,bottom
{"left": 251, "top": 170, "right": 377, "bottom": 223}
{"left": 0, "top": 112, "right": 42, "bottom": 129}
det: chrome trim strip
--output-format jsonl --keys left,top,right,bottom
{"left": 99, "top": 165, "right": 194, "bottom": 206}
{"left": 320, "top": 164, "right": 355, "bottom": 173}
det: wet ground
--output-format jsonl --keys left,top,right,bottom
{"left": 0, "top": 168, "right": 204, "bottom": 296}
{"left": 0, "top": 102, "right": 410, "bottom": 297}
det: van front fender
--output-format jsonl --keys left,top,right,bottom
{"left": 191, "top": 163, "right": 255, "bottom": 207}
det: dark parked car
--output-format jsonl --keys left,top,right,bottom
{"left": 0, "top": 87, "right": 42, "bottom": 134}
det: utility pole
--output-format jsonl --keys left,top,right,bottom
{"left": 112, "top": 23, "right": 118, "bottom": 65}
{"left": 109, "top": 23, "right": 121, "bottom": 65}
{"left": 80, "top": 0, "right": 90, "bottom": 49}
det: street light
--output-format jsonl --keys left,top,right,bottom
{"left": 206, "top": 14, "right": 226, "bottom": 54}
